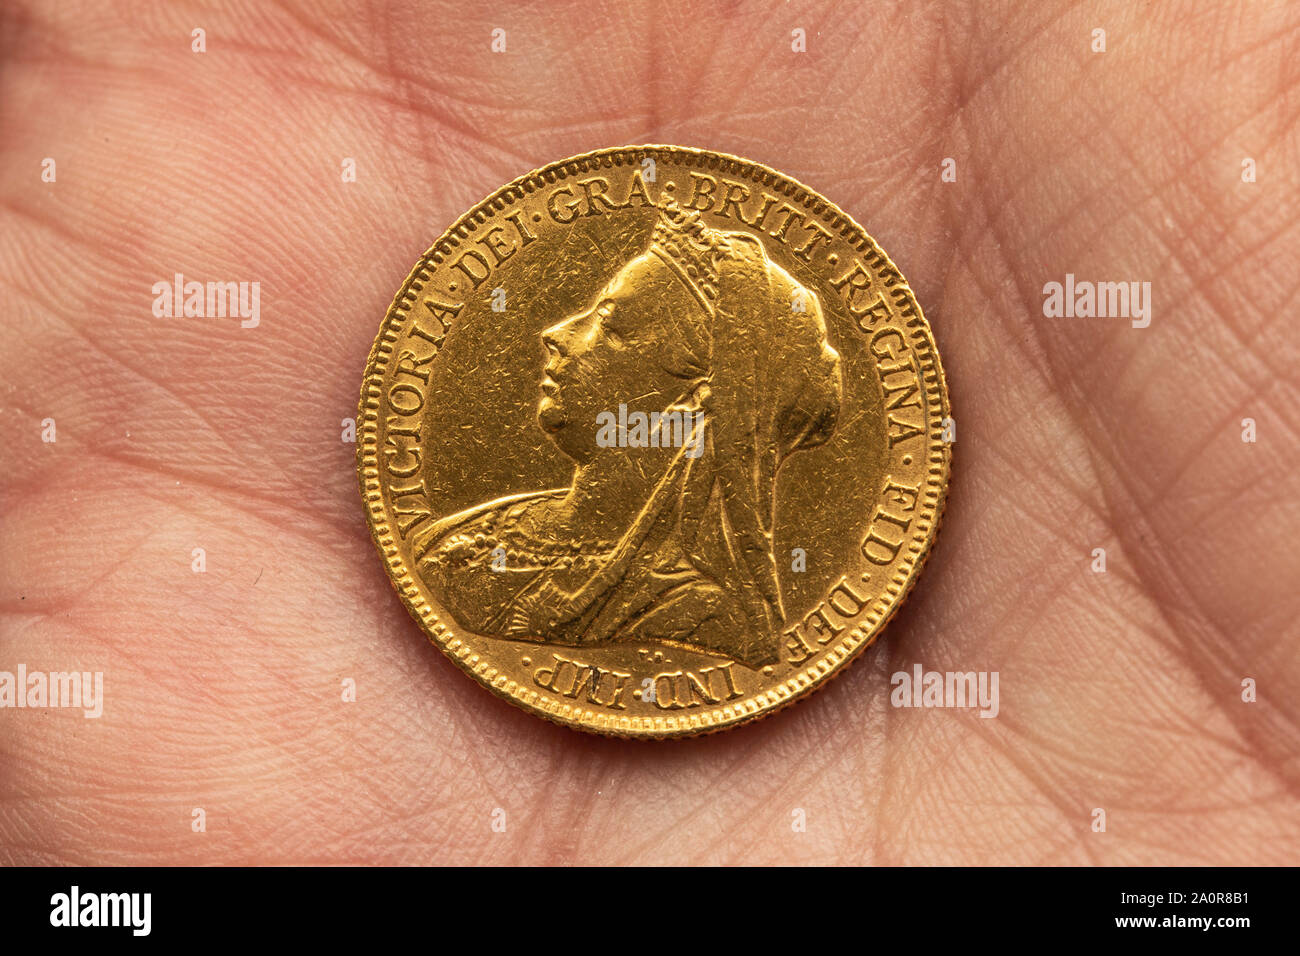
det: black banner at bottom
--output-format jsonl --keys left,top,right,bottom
{"left": 0, "top": 865, "right": 1276, "bottom": 942}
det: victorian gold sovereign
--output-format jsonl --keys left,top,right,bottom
{"left": 357, "top": 145, "right": 950, "bottom": 738}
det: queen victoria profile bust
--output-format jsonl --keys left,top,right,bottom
{"left": 411, "top": 200, "right": 842, "bottom": 668}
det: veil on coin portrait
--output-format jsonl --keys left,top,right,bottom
{"left": 412, "top": 200, "right": 843, "bottom": 668}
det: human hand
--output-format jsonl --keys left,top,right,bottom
{"left": 2, "top": 0, "right": 1296, "bottom": 864}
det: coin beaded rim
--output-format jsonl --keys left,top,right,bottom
{"left": 357, "top": 144, "right": 951, "bottom": 739}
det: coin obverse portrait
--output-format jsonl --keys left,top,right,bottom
{"left": 413, "top": 200, "right": 843, "bottom": 669}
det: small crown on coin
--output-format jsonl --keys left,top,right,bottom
{"left": 651, "top": 200, "right": 725, "bottom": 303}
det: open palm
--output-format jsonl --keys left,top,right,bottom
{"left": 3, "top": 0, "right": 1297, "bottom": 864}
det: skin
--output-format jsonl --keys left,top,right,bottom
{"left": 0, "top": 0, "right": 1296, "bottom": 865}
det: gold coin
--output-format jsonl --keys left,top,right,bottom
{"left": 357, "top": 145, "right": 950, "bottom": 738}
